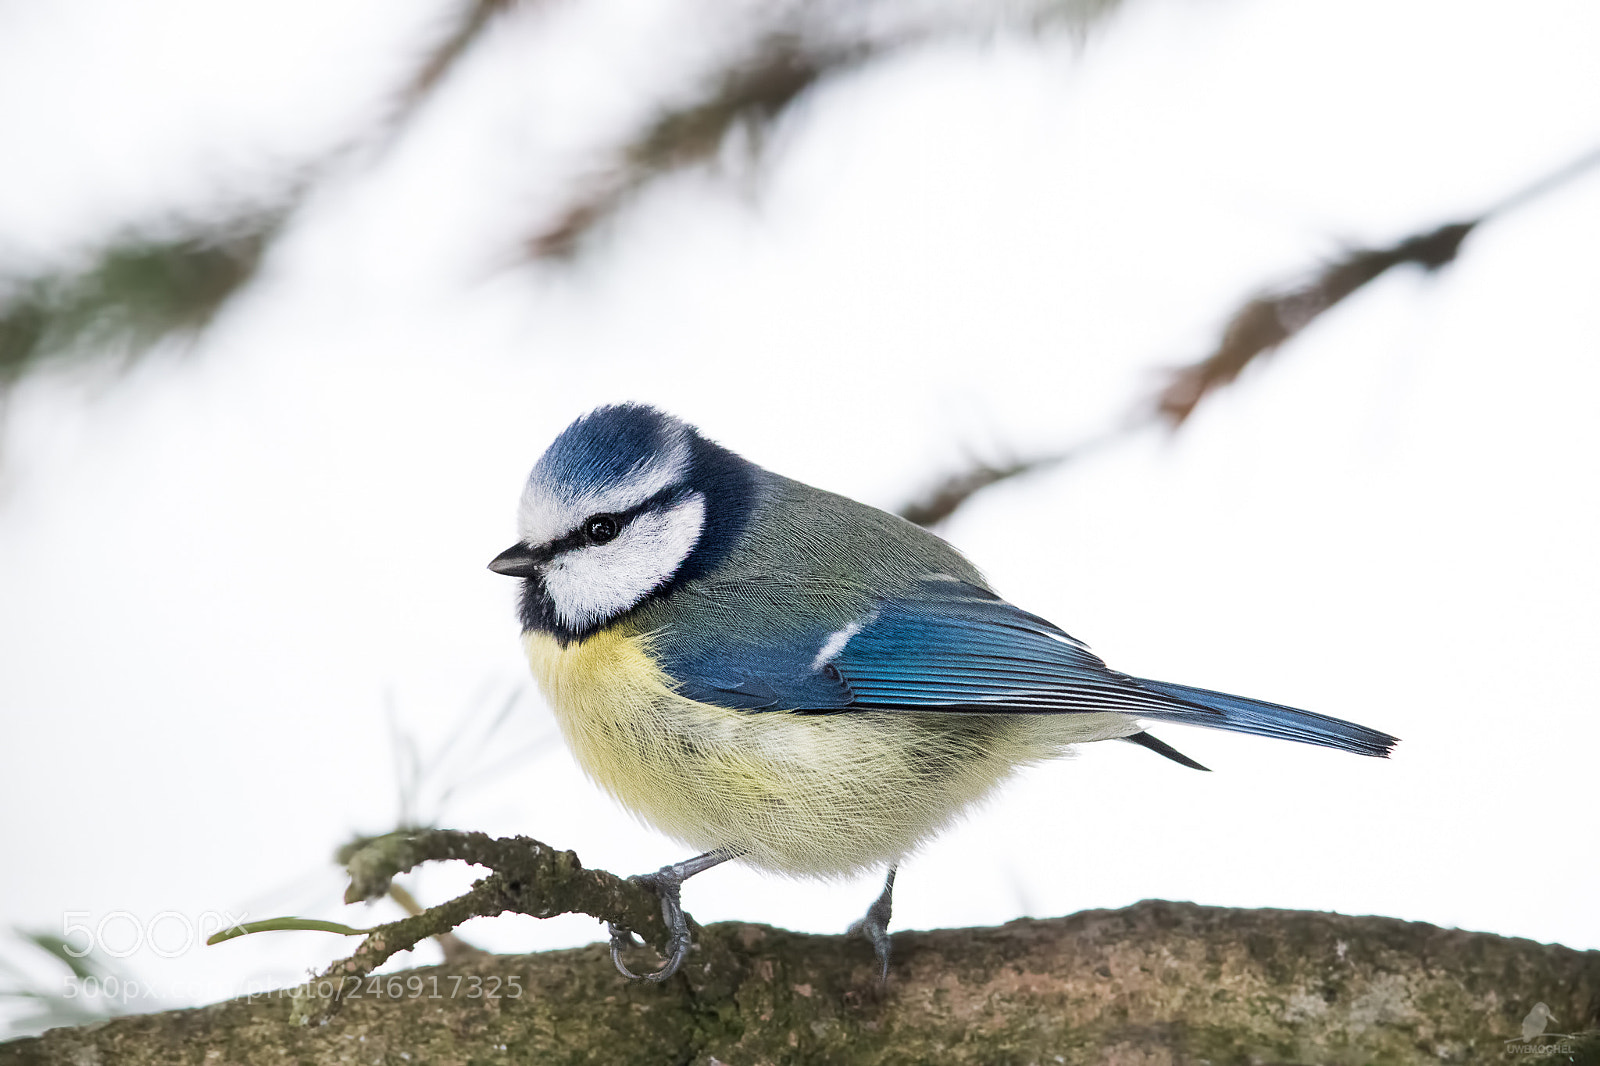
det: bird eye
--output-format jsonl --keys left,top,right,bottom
{"left": 585, "top": 514, "right": 620, "bottom": 544}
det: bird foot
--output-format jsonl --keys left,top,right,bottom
{"left": 847, "top": 867, "right": 896, "bottom": 988}
{"left": 608, "top": 870, "right": 693, "bottom": 982}
{"left": 607, "top": 850, "right": 736, "bottom": 982}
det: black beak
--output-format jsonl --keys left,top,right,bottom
{"left": 488, "top": 543, "right": 540, "bottom": 578}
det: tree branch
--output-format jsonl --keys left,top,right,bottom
{"left": 7, "top": 901, "right": 1597, "bottom": 1064}
{"left": 270, "top": 829, "right": 680, "bottom": 1025}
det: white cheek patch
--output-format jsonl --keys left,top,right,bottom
{"left": 542, "top": 494, "right": 706, "bottom": 632}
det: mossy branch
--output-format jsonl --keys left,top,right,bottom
{"left": 7, "top": 901, "right": 1599, "bottom": 1065}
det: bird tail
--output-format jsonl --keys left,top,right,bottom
{"left": 1131, "top": 678, "right": 1398, "bottom": 758}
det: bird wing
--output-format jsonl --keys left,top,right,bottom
{"left": 652, "top": 576, "right": 1397, "bottom": 757}
{"left": 656, "top": 576, "right": 1177, "bottom": 716}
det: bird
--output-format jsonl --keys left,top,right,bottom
{"left": 487, "top": 403, "right": 1398, "bottom": 983}
{"left": 1521, "top": 1003, "right": 1557, "bottom": 1041}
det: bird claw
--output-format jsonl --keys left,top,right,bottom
{"left": 607, "top": 925, "right": 643, "bottom": 947}
{"left": 607, "top": 872, "right": 693, "bottom": 982}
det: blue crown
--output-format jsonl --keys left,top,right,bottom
{"left": 532, "top": 403, "right": 688, "bottom": 498}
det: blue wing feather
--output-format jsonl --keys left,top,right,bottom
{"left": 660, "top": 578, "right": 1175, "bottom": 715}
{"left": 654, "top": 577, "right": 1396, "bottom": 758}
{"left": 665, "top": 639, "right": 852, "bottom": 710}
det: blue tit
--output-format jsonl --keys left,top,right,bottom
{"left": 488, "top": 404, "right": 1396, "bottom": 982}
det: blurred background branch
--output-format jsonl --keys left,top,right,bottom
{"left": 1154, "top": 141, "right": 1600, "bottom": 429}
{"left": 2, "top": 0, "right": 1592, "bottom": 498}
{"left": 0, "top": 204, "right": 289, "bottom": 385}
{"left": 3, "top": 0, "right": 1593, "bottom": 534}
{"left": 899, "top": 140, "right": 1600, "bottom": 527}
{"left": 0, "top": 0, "right": 534, "bottom": 388}
{"left": 527, "top": 0, "right": 1127, "bottom": 258}
{"left": 1151, "top": 221, "right": 1478, "bottom": 428}
{"left": 527, "top": 29, "right": 876, "bottom": 260}
{"left": 383, "top": 0, "right": 530, "bottom": 140}
{"left": 0, "top": 931, "right": 145, "bottom": 1037}
{"left": 0, "top": 0, "right": 1128, "bottom": 391}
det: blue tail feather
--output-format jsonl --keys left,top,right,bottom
{"left": 1132, "top": 678, "right": 1397, "bottom": 758}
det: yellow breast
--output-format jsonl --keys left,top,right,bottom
{"left": 524, "top": 626, "right": 1131, "bottom": 878}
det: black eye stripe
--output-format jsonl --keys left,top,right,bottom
{"left": 544, "top": 485, "right": 694, "bottom": 557}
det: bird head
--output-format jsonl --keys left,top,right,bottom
{"left": 489, "top": 404, "right": 755, "bottom": 641}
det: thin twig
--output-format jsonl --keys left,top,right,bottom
{"left": 284, "top": 829, "right": 676, "bottom": 1026}
{"left": 385, "top": 882, "right": 484, "bottom": 964}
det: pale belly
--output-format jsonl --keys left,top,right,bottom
{"left": 524, "top": 627, "right": 1137, "bottom": 877}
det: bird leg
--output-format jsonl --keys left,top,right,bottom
{"left": 607, "top": 848, "right": 737, "bottom": 981}
{"left": 847, "top": 865, "right": 897, "bottom": 986}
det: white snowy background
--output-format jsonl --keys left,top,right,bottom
{"left": 1, "top": 0, "right": 1596, "bottom": 1028}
